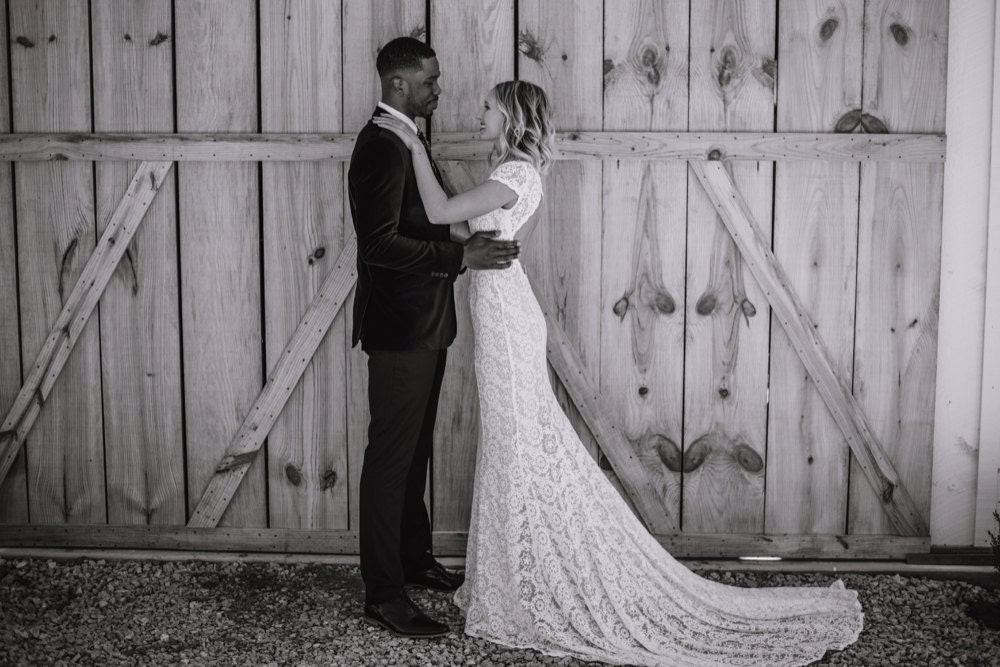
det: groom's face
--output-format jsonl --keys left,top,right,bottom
{"left": 400, "top": 57, "right": 441, "bottom": 118}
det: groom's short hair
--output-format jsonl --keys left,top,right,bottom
{"left": 377, "top": 37, "right": 436, "bottom": 78}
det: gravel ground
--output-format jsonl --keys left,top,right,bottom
{"left": 1, "top": 556, "right": 998, "bottom": 666}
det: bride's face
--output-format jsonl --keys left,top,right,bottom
{"left": 477, "top": 91, "right": 504, "bottom": 141}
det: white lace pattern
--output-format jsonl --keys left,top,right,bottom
{"left": 453, "top": 160, "right": 863, "bottom": 666}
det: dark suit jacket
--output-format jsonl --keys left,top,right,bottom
{"left": 348, "top": 109, "right": 464, "bottom": 350}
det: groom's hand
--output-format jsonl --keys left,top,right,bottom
{"left": 462, "top": 231, "right": 520, "bottom": 270}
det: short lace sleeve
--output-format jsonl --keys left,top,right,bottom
{"left": 488, "top": 160, "right": 538, "bottom": 200}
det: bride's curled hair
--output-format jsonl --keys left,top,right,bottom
{"left": 490, "top": 81, "right": 556, "bottom": 174}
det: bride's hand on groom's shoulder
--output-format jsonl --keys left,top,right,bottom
{"left": 372, "top": 116, "right": 423, "bottom": 153}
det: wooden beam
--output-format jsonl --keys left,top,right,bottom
{"left": 690, "top": 160, "right": 929, "bottom": 537}
{"left": 186, "top": 239, "right": 358, "bottom": 528}
{"left": 0, "top": 161, "right": 173, "bottom": 488}
{"left": 0, "top": 131, "right": 946, "bottom": 163}
{"left": 0, "top": 524, "right": 929, "bottom": 559}
{"left": 537, "top": 287, "right": 678, "bottom": 534}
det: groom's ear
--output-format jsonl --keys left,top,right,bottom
{"left": 390, "top": 75, "right": 407, "bottom": 95}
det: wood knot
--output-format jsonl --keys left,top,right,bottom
{"left": 15, "top": 36, "right": 35, "bottom": 48}
{"left": 284, "top": 464, "right": 302, "bottom": 486}
{"left": 408, "top": 25, "right": 426, "bottom": 41}
{"left": 734, "top": 443, "right": 764, "bottom": 473}
{"left": 696, "top": 292, "right": 716, "bottom": 315}
{"left": 834, "top": 109, "right": 863, "bottom": 133}
{"left": 889, "top": 23, "right": 909, "bottom": 46}
{"left": 598, "top": 452, "right": 614, "bottom": 471}
{"left": 653, "top": 292, "right": 675, "bottom": 315}
{"left": 124, "top": 33, "right": 132, "bottom": 42}
{"left": 652, "top": 434, "right": 682, "bottom": 473}
{"left": 860, "top": 113, "right": 888, "bottom": 133}
{"left": 518, "top": 29, "right": 546, "bottom": 64}
{"left": 612, "top": 295, "right": 629, "bottom": 320}
{"left": 684, "top": 435, "right": 711, "bottom": 472}
{"left": 707, "top": 148, "right": 723, "bottom": 161}
{"left": 640, "top": 47, "right": 661, "bottom": 87}
{"left": 740, "top": 298, "right": 756, "bottom": 319}
{"left": 321, "top": 469, "right": 337, "bottom": 491}
{"left": 638, "top": 386, "right": 649, "bottom": 397}
{"left": 603, "top": 58, "right": 614, "bottom": 76}
{"left": 819, "top": 18, "right": 839, "bottom": 42}
{"left": 716, "top": 47, "right": 738, "bottom": 88}
{"left": 149, "top": 32, "right": 169, "bottom": 46}
{"left": 718, "top": 387, "right": 729, "bottom": 399}
{"left": 307, "top": 246, "right": 326, "bottom": 266}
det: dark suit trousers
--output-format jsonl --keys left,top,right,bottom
{"left": 360, "top": 348, "right": 446, "bottom": 604}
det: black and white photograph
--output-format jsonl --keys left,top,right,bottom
{"left": 1, "top": 0, "right": 998, "bottom": 665}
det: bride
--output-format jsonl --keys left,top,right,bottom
{"left": 373, "top": 80, "right": 863, "bottom": 667}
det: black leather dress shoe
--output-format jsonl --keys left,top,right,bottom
{"left": 363, "top": 595, "right": 449, "bottom": 638}
{"left": 405, "top": 562, "right": 465, "bottom": 592}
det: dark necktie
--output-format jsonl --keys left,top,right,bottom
{"left": 416, "top": 128, "right": 445, "bottom": 187}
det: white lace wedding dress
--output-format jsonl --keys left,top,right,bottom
{"left": 453, "top": 160, "right": 864, "bottom": 666}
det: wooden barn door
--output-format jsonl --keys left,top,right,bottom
{"left": 0, "top": 0, "right": 947, "bottom": 559}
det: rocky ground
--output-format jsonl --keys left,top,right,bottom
{"left": 1, "top": 556, "right": 998, "bottom": 666}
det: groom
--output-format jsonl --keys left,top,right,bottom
{"left": 348, "top": 37, "right": 520, "bottom": 638}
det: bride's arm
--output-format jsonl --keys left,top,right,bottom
{"left": 373, "top": 116, "right": 517, "bottom": 225}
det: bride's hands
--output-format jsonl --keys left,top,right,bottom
{"left": 372, "top": 115, "right": 423, "bottom": 153}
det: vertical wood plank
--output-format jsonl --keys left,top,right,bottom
{"left": 974, "top": 0, "right": 1000, "bottom": 548}
{"left": 0, "top": 0, "right": 27, "bottom": 523}
{"left": 430, "top": 0, "right": 514, "bottom": 533}
{"left": 261, "top": 1, "right": 347, "bottom": 530}
{"left": 601, "top": 0, "right": 688, "bottom": 529}
{"left": 935, "top": 0, "right": 994, "bottom": 546}
{"left": 519, "top": 0, "right": 604, "bottom": 467}
{"left": 766, "top": 0, "right": 862, "bottom": 534}
{"left": 683, "top": 0, "right": 774, "bottom": 533}
{"left": 850, "top": 0, "right": 947, "bottom": 535}
{"left": 341, "top": 0, "right": 426, "bottom": 532}
{"left": 10, "top": 0, "right": 105, "bottom": 523}
{"left": 91, "top": 0, "right": 184, "bottom": 526}
{"left": 176, "top": 1, "right": 264, "bottom": 527}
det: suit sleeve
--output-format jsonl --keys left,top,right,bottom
{"left": 351, "top": 134, "right": 464, "bottom": 280}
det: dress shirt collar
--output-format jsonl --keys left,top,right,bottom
{"left": 376, "top": 102, "right": 420, "bottom": 135}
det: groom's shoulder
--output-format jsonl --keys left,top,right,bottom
{"left": 353, "top": 121, "right": 407, "bottom": 161}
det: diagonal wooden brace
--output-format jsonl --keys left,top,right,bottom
{"left": 186, "top": 238, "right": 358, "bottom": 528}
{"left": 0, "top": 161, "right": 174, "bottom": 487}
{"left": 690, "top": 160, "right": 928, "bottom": 537}
{"left": 534, "top": 285, "right": 678, "bottom": 534}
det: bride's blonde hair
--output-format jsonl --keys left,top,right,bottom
{"left": 489, "top": 81, "right": 556, "bottom": 174}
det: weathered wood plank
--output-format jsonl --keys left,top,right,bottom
{"left": 0, "top": 131, "right": 946, "bottom": 163}
{"left": 974, "top": 2, "right": 1000, "bottom": 548}
{"left": 176, "top": 1, "right": 264, "bottom": 528}
{"left": 539, "top": 287, "right": 675, "bottom": 533}
{"left": 850, "top": 0, "right": 947, "bottom": 535}
{"left": 261, "top": 0, "right": 348, "bottom": 531}
{"left": 691, "top": 159, "right": 928, "bottom": 537}
{"left": 91, "top": 0, "right": 184, "bottom": 527}
{"left": 9, "top": 0, "right": 105, "bottom": 523}
{"left": 935, "top": 0, "right": 994, "bottom": 547}
{"left": 519, "top": 0, "right": 604, "bottom": 468}
{"left": 187, "top": 241, "right": 358, "bottom": 529}
{"left": 766, "top": 0, "right": 862, "bottom": 535}
{"left": 0, "top": 0, "right": 26, "bottom": 523}
{"left": 430, "top": 0, "right": 514, "bottom": 533}
{"left": 0, "top": 524, "right": 929, "bottom": 560}
{"left": 683, "top": 0, "right": 774, "bottom": 533}
{"left": 600, "top": 0, "right": 688, "bottom": 529}
{"left": 341, "top": 0, "right": 426, "bottom": 534}
{"left": 0, "top": 161, "right": 173, "bottom": 488}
